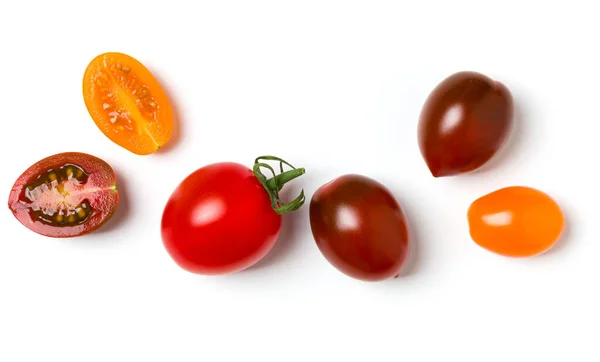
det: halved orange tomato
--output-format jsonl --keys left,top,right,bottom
{"left": 83, "top": 52, "right": 173, "bottom": 155}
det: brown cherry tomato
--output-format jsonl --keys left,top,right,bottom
{"left": 82, "top": 52, "right": 174, "bottom": 155}
{"left": 418, "top": 71, "right": 514, "bottom": 177}
{"left": 468, "top": 186, "right": 565, "bottom": 257}
{"left": 8, "top": 152, "right": 119, "bottom": 238}
{"left": 309, "top": 174, "right": 410, "bottom": 281}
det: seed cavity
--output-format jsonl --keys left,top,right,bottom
{"left": 23, "top": 164, "right": 95, "bottom": 227}
{"left": 30, "top": 200, "right": 93, "bottom": 226}
{"left": 96, "top": 65, "right": 160, "bottom": 131}
{"left": 25, "top": 165, "right": 88, "bottom": 199}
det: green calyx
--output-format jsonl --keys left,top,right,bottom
{"left": 253, "top": 156, "right": 306, "bottom": 215}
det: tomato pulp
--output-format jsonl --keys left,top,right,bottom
{"left": 83, "top": 52, "right": 174, "bottom": 155}
{"left": 309, "top": 174, "right": 410, "bottom": 281}
{"left": 161, "top": 157, "right": 305, "bottom": 275}
{"left": 468, "top": 186, "right": 565, "bottom": 257}
{"left": 8, "top": 152, "right": 119, "bottom": 238}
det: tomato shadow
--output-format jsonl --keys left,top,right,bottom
{"left": 247, "top": 187, "right": 308, "bottom": 272}
{"left": 469, "top": 98, "right": 527, "bottom": 176}
{"left": 151, "top": 71, "right": 183, "bottom": 155}
{"left": 93, "top": 167, "right": 132, "bottom": 236}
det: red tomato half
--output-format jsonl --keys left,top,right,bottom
{"left": 161, "top": 159, "right": 305, "bottom": 275}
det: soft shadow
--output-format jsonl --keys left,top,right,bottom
{"left": 471, "top": 100, "right": 527, "bottom": 175}
{"left": 151, "top": 71, "right": 183, "bottom": 155}
{"left": 247, "top": 187, "right": 308, "bottom": 271}
{"left": 94, "top": 167, "right": 132, "bottom": 235}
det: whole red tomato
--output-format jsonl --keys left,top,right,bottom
{"left": 310, "top": 174, "right": 410, "bottom": 282}
{"left": 161, "top": 157, "right": 305, "bottom": 275}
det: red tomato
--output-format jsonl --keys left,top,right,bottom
{"left": 310, "top": 174, "right": 410, "bottom": 281}
{"left": 161, "top": 157, "right": 305, "bottom": 275}
{"left": 8, "top": 152, "right": 119, "bottom": 238}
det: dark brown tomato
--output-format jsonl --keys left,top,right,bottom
{"left": 8, "top": 152, "right": 119, "bottom": 238}
{"left": 418, "top": 71, "right": 514, "bottom": 177}
{"left": 309, "top": 174, "right": 410, "bottom": 282}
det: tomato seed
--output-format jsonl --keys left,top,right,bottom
{"left": 77, "top": 208, "right": 86, "bottom": 218}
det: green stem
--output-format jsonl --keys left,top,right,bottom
{"left": 253, "top": 156, "right": 306, "bottom": 215}
{"left": 266, "top": 167, "right": 305, "bottom": 191}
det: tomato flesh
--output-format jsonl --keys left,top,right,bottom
{"left": 161, "top": 162, "right": 282, "bottom": 275}
{"left": 309, "top": 174, "right": 410, "bottom": 281}
{"left": 8, "top": 152, "right": 119, "bottom": 238}
{"left": 468, "top": 186, "right": 565, "bottom": 257}
{"left": 83, "top": 52, "right": 173, "bottom": 155}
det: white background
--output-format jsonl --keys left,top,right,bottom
{"left": 1, "top": 1, "right": 598, "bottom": 361}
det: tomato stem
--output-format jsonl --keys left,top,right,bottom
{"left": 253, "top": 156, "right": 306, "bottom": 215}
{"left": 266, "top": 168, "right": 305, "bottom": 191}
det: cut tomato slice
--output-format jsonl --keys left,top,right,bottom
{"left": 8, "top": 152, "right": 119, "bottom": 238}
{"left": 82, "top": 52, "right": 173, "bottom": 155}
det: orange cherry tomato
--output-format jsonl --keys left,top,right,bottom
{"left": 467, "top": 186, "right": 565, "bottom": 257}
{"left": 82, "top": 52, "right": 173, "bottom": 155}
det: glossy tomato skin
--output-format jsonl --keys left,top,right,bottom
{"left": 309, "top": 174, "right": 410, "bottom": 282}
{"left": 8, "top": 152, "right": 119, "bottom": 238}
{"left": 468, "top": 186, "right": 565, "bottom": 257}
{"left": 418, "top": 71, "right": 513, "bottom": 177}
{"left": 161, "top": 162, "right": 282, "bottom": 275}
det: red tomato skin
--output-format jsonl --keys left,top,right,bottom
{"left": 310, "top": 174, "right": 410, "bottom": 282}
{"left": 161, "top": 162, "right": 282, "bottom": 275}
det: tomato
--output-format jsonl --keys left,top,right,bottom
{"left": 8, "top": 152, "right": 119, "bottom": 238}
{"left": 467, "top": 186, "right": 565, "bottom": 257}
{"left": 418, "top": 71, "right": 513, "bottom": 177}
{"left": 82, "top": 52, "right": 174, "bottom": 155}
{"left": 161, "top": 157, "right": 305, "bottom": 275}
{"left": 309, "top": 174, "right": 410, "bottom": 282}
